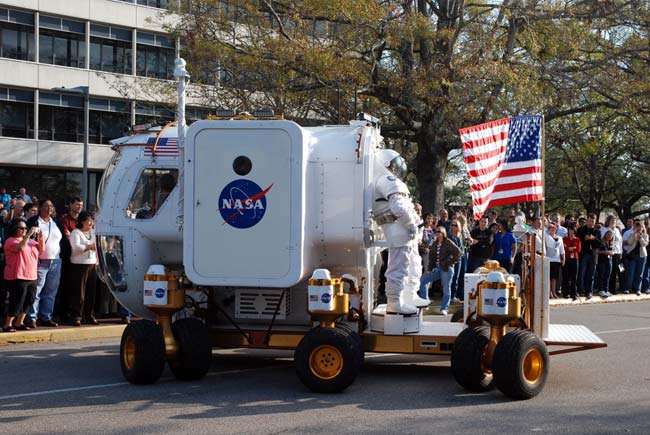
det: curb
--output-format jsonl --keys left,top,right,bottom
{"left": 0, "top": 324, "right": 126, "bottom": 346}
{"left": 550, "top": 293, "right": 650, "bottom": 307}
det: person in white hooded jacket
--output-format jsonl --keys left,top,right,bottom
{"left": 622, "top": 221, "right": 649, "bottom": 295}
{"left": 372, "top": 149, "right": 429, "bottom": 315}
{"left": 68, "top": 211, "right": 99, "bottom": 326}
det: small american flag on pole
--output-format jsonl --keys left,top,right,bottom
{"left": 144, "top": 137, "right": 179, "bottom": 157}
{"left": 459, "top": 115, "right": 543, "bottom": 219}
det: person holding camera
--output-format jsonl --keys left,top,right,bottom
{"left": 2, "top": 221, "right": 43, "bottom": 332}
{"left": 24, "top": 199, "right": 65, "bottom": 328}
{"left": 622, "top": 221, "right": 649, "bottom": 295}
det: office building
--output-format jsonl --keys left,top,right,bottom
{"left": 0, "top": 0, "right": 208, "bottom": 207}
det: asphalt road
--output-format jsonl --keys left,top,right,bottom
{"left": 1, "top": 302, "right": 649, "bottom": 435}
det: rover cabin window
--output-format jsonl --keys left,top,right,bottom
{"left": 126, "top": 168, "right": 177, "bottom": 219}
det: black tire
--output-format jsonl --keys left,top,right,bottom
{"left": 450, "top": 310, "right": 464, "bottom": 323}
{"left": 462, "top": 311, "right": 489, "bottom": 328}
{"left": 169, "top": 317, "right": 212, "bottom": 381}
{"left": 120, "top": 320, "right": 165, "bottom": 385}
{"left": 450, "top": 326, "right": 494, "bottom": 391}
{"left": 493, "top": 330, "right": 549, "bottom": 400}
{"left": 295, "top": 326, "right": 360, "bottom": 393}
{"left": 335, "top": 323, "right": 365, "bottom": 368}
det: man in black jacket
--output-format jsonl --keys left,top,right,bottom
{"left": 576, "top": 213, "right": 601, "bottom": 299}
{"left": 468, "top": 216, "right": 492, "bottom": 273}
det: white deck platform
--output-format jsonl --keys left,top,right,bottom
{"left": 544, "top": 324, "right": 606, "bottom": 346}
{"left": 364, "top": 320, "right": 465, "bottom": 337}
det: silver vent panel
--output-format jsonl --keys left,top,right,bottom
{"left": 235, "top": 289, "right": 288, "bottom": 320}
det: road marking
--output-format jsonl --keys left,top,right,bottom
{"left": 595, "top": 326, "right": 650, "bottom": 335}
{"left": 0, "top": 366, "right": 287, "bottom": 401}
{"left": 0, "top": 382, "right": 127, "bottom": 400}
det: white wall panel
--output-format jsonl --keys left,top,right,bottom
{"left": 0, "top": 59, "right": 38, "bottom": 88}
{"left": 0, "top": 138, "right": 38, "bottom": 166}
{"left": 0, "top": 0, "right": 39, "bottom": 11}
{"left": 38, "top": 0, "right": 91, "bottom": 19}
{"left": 0, "top": 139, "right": 114, "bottom": 170}
{"left": 37, "top": 64, "right": 90, "bottom": 91}
{"left": 89, "top": 144, "right": 115, "bottom": 169}
{"left": 89, "top": 0, "right": 139, "bottom": 27}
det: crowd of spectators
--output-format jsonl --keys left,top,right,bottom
{"left": 417, "top": 206, "right": 650, "bottom": 314}
{"left": 0, "top": 187, "right": 130, "bottom": 332}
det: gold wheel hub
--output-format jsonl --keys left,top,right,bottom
{"left": 123, "top": 335, "right": 136, "bottom": 370}
{"left": 523, "top": 348, "right": 543, "bottom": 384}
{"left": 309, "top": 345, "right": 343, "bottom": 380}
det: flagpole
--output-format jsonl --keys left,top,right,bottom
{"left": 539, "top": 115, "right": 546, "bottom": 335}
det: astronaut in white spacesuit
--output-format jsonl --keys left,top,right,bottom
{"left": 373, "top": 149, "right": 430, "bottom": 314}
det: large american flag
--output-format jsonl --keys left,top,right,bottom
{"left": 459, "top": 115, "right": 543, "bottom": 219}
{"left": 144, "top": 137, "right": 179, "bottom": 157}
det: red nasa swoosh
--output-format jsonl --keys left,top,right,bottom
{"left": 222, "top": 183, "right": 273, "bottom": 225}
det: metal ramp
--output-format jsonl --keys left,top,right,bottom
{"left": 544, "top": 324, "right": 607, "bottom": 355}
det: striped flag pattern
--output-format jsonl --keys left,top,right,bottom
{"left": 459, "top": 115, "right": 543, "bottom": 219}
{"left": 144, "top": 137, "right": 179, "bottom": 157}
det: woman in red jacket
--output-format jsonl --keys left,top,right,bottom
{"left": 3, "top": 220, "right": 44, "bottom": 332}
{"left": 562, "top": 226, "right": 582, "bottom": 301}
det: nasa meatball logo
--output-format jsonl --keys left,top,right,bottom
{"left": 496, "top": 296, "right": 507, "bottom": 308}
{"left": 321, "top": 293, "right": 332, "bottom": 304}
{"left": 155, "top": 287, "right": 166, "bottom": 299}
{"left": 219, "top": 179, "right": 273, "bottom": 229}
{"left": 387, "top": 175, "right": 396, "bottom": 181}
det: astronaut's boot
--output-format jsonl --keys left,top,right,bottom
{"left": 404, "top": 288, "right": 430, "bottom": 308}
{"left": 386, "top": 294, "right": 417, "bottom": 315}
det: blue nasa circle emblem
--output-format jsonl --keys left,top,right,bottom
{"left": 218, "top": 179, "right": 272, "bottom": 229}
{"left": 155, "top": 287, "right": 165, "bottom": 298}
{"left": 496, "top": 296, "right": 507, "bottom": 308}
{"left": 321, "top": 293, "right": 332, "bottom": 304}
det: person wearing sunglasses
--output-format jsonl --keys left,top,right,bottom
{"left": 3, "top": 220, "right": 44, "bottom": 332}
{"left": 419, "top": 226, "right": 462, "bottom": 315}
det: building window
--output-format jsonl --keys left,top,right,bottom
{"left": 0, "top": 87, "right": 34, "bottom": 138}
{"left": 90, "top": 24, "right": 132, "bottom": 74}
{"left": 89, "top": 98, "right": 131, "bottom": 144}
{"left": 135, "top": 102, "right": 174, "bottom": 126}
{"left": 0, "top": 8, "right": 36, "bottom": 61}
{"left": 136, "top": 31, "right": 174, "bottom": 79}
{"left": 38, "top": 92, "right": 84, "bottom": 142}
{"left": 113, "top": 0, "right": 170, "bottom": 8}
{"left": 186, "top": 106, "right": 210, "bottom": 124}
{"left": 39, "top": 15, "right": 86, "bottom": 68}
{"left": 137, "top": 0, "right": 171, "bottom": 9}
{"left": 0, "top": 166, "right": 102, "bottom": 211}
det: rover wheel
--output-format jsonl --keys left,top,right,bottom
{"left": 120, "top": 320, "right": 165, "bottom": 385}
{"left": 450, "top": 310, "right": 464, "bottom": 323}
{"left": 295, "top": 326, "right": 360, "bottom": 393}
{"left": 335, "top": 322, "right": 365, "bottom": 368}
{"left": 493, "top": 330, "right": 549, "bottom": 400}
{"left": 169, "top": 317, "right": 213, "bottom": 381}
{"left": 450, "top": 326, "right": 494, "bottom": 391}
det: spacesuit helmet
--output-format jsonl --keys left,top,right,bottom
{"left": 375, "top": 149, "right": 407, "bottom": 180}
